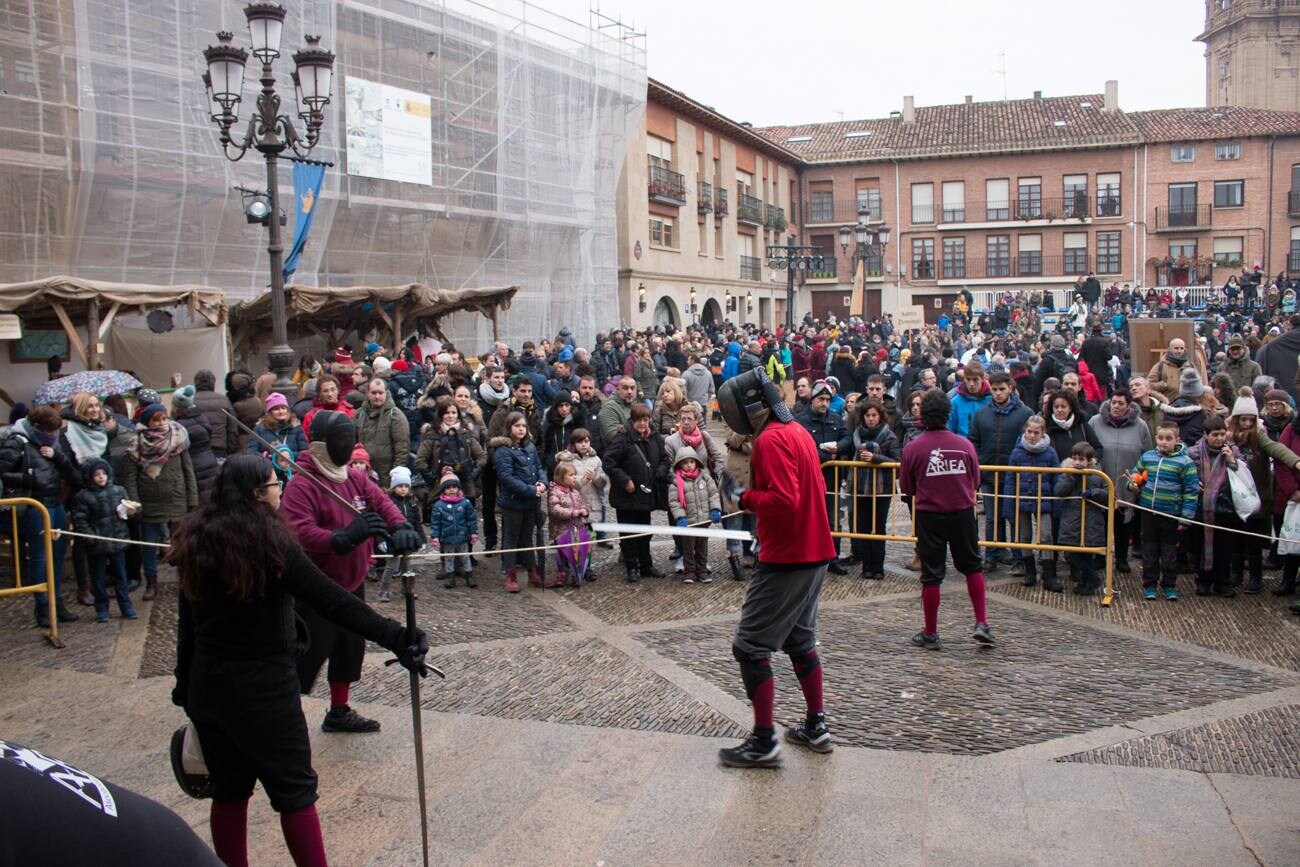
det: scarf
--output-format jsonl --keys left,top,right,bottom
{"left": 1018, "top": 434, "right": 1050, "bottom": 455}
{"left": 62, "top": 417, "right": 108, "bottom": 465}
{"left": 1163, "top": 351, "right": 1186, "bottom": 367}
{"left": 990, "top": 395, "right": 1021, "bottom": 416}
{"left": 15, "top": 418, "right": 58, "bottom": 449}
{"left": 1051, "top": 413, "right": 1075, "bottom": 431}
{"left": 478, "top": 381, "right": 508, "bottom": 407}
{"left": 514, "top": 397, "right": 535, "bottom": 413}
{"left": 1102, "top": 403, "right": 1138, "bottom": 428}
{"left": 127, "top": 421, "right": 189, "bottom": 479}
{"left": 1189, "top": 439, "right": 1236, "bottom": 570}
{"left": 678, "top": 426, "right": 703, "bottom": 448}
{"left": 675, "top": 464, "right": 700, "bottom": 511}
{"left": 307, "top": 441, "right": 348, "bottom": 483}
{"left": 440, "top": 492, "right": 464, "bottom": 504}
{"left": 900, "top": 412, "right": 922, "bottom": 437}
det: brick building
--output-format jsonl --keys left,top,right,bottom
{"left": 754, "top": 84, "right": 1300, "bottom": 323}
{"left": 616, "top": 80, "right": 801, "bottom": 331}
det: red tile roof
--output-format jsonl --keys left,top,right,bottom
{"left": 1126, "top": 105, "right": 1300, "bottom": 141}
{"left": 753, "top": 96, "right": 1300, "bottom": 163}
{"left": 756, "top": 94, "right": 1141, "bottom": 162}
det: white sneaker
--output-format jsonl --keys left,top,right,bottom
{"left": 674, "top": 557, "right": 684, "bottom": 574}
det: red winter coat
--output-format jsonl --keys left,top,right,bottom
{"left": 740, "top": 419, "right": 836, "bottom": 565}
{"left": 301, "top": 399, "right": 355, "bottom": 439}
{"left": 280, "top": 451, "right": 404, "bottom": 592}
{"left": 1272, "top": 420, "right": 1300, "bottom": 512}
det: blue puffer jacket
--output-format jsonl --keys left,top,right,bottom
{"left": 491, "top": 436, "right": 547, "bottom": 511}
{"left": 1002, "top": 438, "right": 1061, "bottom": 517}
{"left": 246, "top": 418, "right": 309, "bottom": 457}
{"left": 947, "top": 382, "right": 991, "bottom": 437}
{"left": 721, "top": 342, "right": 741, "bottom": 381}
{"left": 429, "top": 496, "right": 477, "bottom": 545}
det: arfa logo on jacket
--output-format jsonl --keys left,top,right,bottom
{"left": 925, "top": 448, "right": 968, "bottom": 477}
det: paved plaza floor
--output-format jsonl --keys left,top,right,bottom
{"left": 1, "top": 531, "right": 1298, "bottom": 865}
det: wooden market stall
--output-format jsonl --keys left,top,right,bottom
{"left": 226, "top": 283, "right": 518, "bottom": 359}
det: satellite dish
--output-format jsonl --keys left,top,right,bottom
{"left": 147, "top": 310, "right": 174, "bottom": 334}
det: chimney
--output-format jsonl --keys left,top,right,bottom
{"left": 902, "top": 95, "right": 915, "bottom": 124}
{"left": 1103, "top": 79, "right": 1119, "bottom": 112}
{"left": 964, "top": 94, "right": 973, "bottom": 104}
{"left": 1033, "top": 90, "right": 1042, "bottom": 99}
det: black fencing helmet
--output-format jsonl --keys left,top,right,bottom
{"left": 309, "top": 410, "right": 358, "bottom": 467}
{"left": 169, "top": 725, "right": 212, "bottom": 800}
{"left": 716, "top": 367, "right": 793, "bottom": 436}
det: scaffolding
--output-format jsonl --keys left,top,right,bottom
{"left": 0, "top": 0, "right": 646, "bottom": 347}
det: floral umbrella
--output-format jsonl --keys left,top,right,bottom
{"left": 33, "top": 370, "right": 142, "bottom": 406}
{"left": 553, "top": 524, "right": 593, "bottom": 587}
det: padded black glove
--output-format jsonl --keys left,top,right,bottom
{"left": 389, "top": 523, "right": 422, "bottom": 555}
{"left": 392, "top": 626, "right": 430, "bottom": 677}
{"left": 330, "top": 511, "right": 389, "bottom": 554}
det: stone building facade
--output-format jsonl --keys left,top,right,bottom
{"left": 1199, "top": 0, "right": 1300, "bottom": 112}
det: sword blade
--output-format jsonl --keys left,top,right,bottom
{"left": 221, "top": 409, "right": 361, "bottom": 516}
{"left": 404, "top": 579, "right": 431, "bottom": 867}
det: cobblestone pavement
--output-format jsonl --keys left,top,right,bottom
{"left": 992, "top": 563, "right": 1300, "bottom": 671}
{"left": 639, "top": 597, "right": 1295, "bottom": 755}
{"left": 0, "top": 583, "right": 126, "bottom": 675}
{"left": 1059, "top": 704, "right": 1300, "bottom": 778}
{"left": 313, "top": 636, "right": 748, "bottom": 739}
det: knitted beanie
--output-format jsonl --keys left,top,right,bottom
{"left": 171, "top": 385, "right": 196, "bottom": 409}
{"left": 389, "top": 466, "right": 412, "bottom": 488}
{"left": 1178, "top": 367, "right": 1206, "bottom": 399}
{"left": 350, "top": 443, "right": 371, "bottom": 467}
{"left": 264, "top": 392, "right": 289, "bottom": 412}
{"left": 438, "top": 468, "right": 462, "bottom": 494}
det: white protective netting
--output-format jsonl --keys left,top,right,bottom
{"left": 0, "top": 0, "right": 646, "bottom": 347}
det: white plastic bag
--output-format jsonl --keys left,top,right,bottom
{"left": 1280, "top": 501, "right": 1300, "bottom": 556}
{"left": 1227, "top": 461, "right": 1261, "bottom": 523}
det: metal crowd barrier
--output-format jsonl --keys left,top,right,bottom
{"left": 821, "top": 461, "right": 1116, "bottom": 607}
{"left": 0, "top": 499, "right": 65, "bottom": 647}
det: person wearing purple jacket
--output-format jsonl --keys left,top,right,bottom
{"left": 279, "top": 410, "right": 422, "bottom": 734}
{"left": 898, "top": 389, "right": 995, "bottom": 651}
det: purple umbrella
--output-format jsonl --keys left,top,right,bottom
{"left": 33, "top": 370, "right": 142, "bottom": 406}
{"left": 553, "top": 524, "right": 593, "bottom": 588}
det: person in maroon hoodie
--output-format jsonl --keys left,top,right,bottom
{"left": 280, "top": 411, "right": 423, "bottom": 733}
{"left": 899, "top": 389, "right": 996, "bottom": 650}
{"left": 715, "top": 368, "right": 838, "bottom": 769}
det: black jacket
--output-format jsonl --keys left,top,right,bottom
{"left": 603, "top": 423, "right": 665, "bottom": 512}
{"left": 174, "top": 407, "right": 219, "bottom": 503}
{"left": 795, "top": 406, "right": 847, "bottom": 488}
{"left": 575, "top": 397, "right": 605, "bottom": 454}
{"left": 0, "top": 422, "right": 76, "bottom": 506}
{"left": 69, "top": 459, "right": 130, "bottom": 554}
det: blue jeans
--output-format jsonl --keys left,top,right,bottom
{"left": 90, "top": 551, "right": 133, "bottom": 615}
{"left": 723, "top": 511, "right": 756, "bottom": 556}
{"left": 980, "top": 483, "right": 1011, "bottom": 561}
{"left": 141, "top": 521, "right": 171, "bottom": 578}
{"left": 22, "top": 504, "right": 67, "bottom": 609}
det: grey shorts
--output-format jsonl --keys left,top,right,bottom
{"left": 732, "top": 561, "right": 827, "bottom": 658}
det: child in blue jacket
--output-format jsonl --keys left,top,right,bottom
{"left": 429, "top": 469, "right": 478, "bottom": 589}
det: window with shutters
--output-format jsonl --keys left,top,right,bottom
{"left": 986, "top": 179, "right": 1010, "bottom": 220}
{"left": 1097, "top": 173, "right": 1121, "bottom": 217}
{"left": 1017, "top": 178, "right": 1042, "bottom": 218}
{"left": 1064, "top": 232, "right": 1088, "bottom": 274}
{"left": 1063, "top": 175, "right": 1088, "bottom": 218}
{"left": 942, "top": 237, "right": 966, "bottom": 278}
{"left": 941, "top": 181, "right": 965, "bottom": 223}
{"left": 1213, "top": 236, "right": 1243, "bottom": 264}
{"left": 912, "top": 238, "right": 935, "bottom": 278}
{"left": 1018, "top": 235, "right": 1042, "bottom": 276}
{"left": 987, "top": 235, "right": 1010, "bottom": 277}
{"left": 911, "top": 183, "right": 934, "bottom": 224}
{"left": 1096, "top": 231, "right": 1121, "bottom": 274}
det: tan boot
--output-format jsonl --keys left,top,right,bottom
{"left": 904, "top": 551, "right": 922, "bottom": 571}
{"left": 142, "top": 575, "right": 158, "bottom": 601}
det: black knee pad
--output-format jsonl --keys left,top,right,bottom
{"left": 731, "top": 644, "right": 772, "bottom": 699}
{"left": 788, "top": 647, "right": 820, "bottom": 680}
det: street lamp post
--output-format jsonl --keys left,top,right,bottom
{"left": 766, "top": 237, "right": 826, "bottom": 333}
{"left": 838, "top": 205, "right": 891, "bottom": 319}
{"left": 201, "top": 1, "right": 335, "bottom": 395}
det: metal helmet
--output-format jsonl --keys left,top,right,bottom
{"left": 309, "top": 410, "right": 358, "bottom": 467}
{"left": 169, "top": 724, "right": 212, "bottom": 800}
{"left": 716, "top": 367, "right": 793, "bottom": 436}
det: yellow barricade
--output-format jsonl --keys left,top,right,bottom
{"left": 0, "top": 499, "right": 65, "bottom": 647}
{"left": 821, "top": 461, "right": 1116, "bottom": 607}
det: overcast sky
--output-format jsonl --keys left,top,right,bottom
{"left": 543, "top": 0, "right": 1209, "bottom": 126}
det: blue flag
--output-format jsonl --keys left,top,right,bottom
{"left": 282, "top": 161, "right": 326, "bottom": 283}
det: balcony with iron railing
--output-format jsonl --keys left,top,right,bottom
{"left": 804, "top": 197, "right": 883, "bottom": 225}
{"left": 1154, "top": 204, "right": 1213, "bottom": 231}
{"left": 737, "top": 193, "right": 764, "bottom": 226}
{"left": 739, "top": 254, "right": 762, "bottom": 281}
{"left": 764, "top": 204, "right": 788, "bottom": 232}
{"left": 714, "top": 187, "right": 728, "bottom": 217}
{"left": 932, "top": 254, "right": 1093, "bottom": 281}
{"left": 807, "top": 258, "right": 837, "bottom": 280}
{"left": 917, "top": 196, "right": 1104, "bottom": 226}
{"left": 648, "top": 165, "right": 687, "bottom": 205}
{"left": 1289, "top": 190, "right": 1300, "bottom": 217}
{"left": 697, "top": 181, "right": 712, "bottom": 214}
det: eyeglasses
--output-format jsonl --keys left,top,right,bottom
{"left": 257, "top": 481, "right": 284, "bottom": 491}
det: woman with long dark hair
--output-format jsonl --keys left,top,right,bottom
{"left": 170, "top": 454, "right": 427, "bottom": 867}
